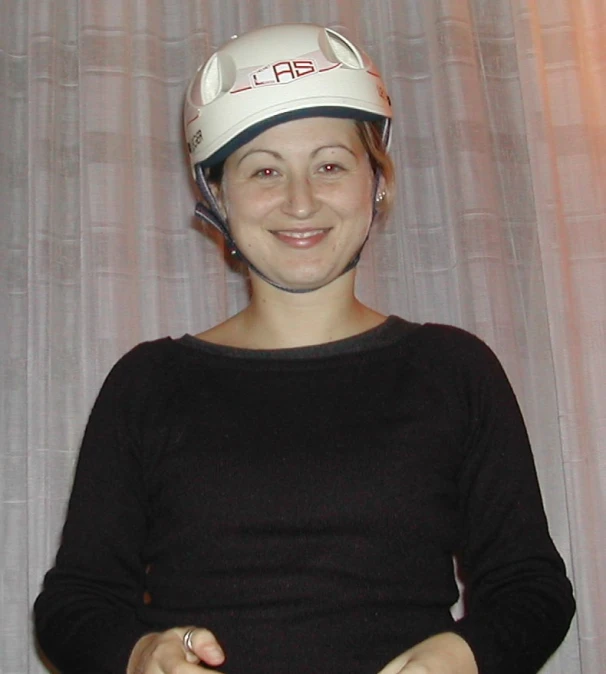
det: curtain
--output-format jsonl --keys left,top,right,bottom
{"left": 1, "top": 0, "right": 604, "bottom": 672}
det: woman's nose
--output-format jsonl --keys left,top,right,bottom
{"left": 282, "top": 175, "right": 319, "bottom": 219}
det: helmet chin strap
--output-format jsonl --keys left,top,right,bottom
{"left": 193, "top": 119, "right": 390, "bottom": 294}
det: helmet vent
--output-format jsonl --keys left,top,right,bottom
{"left": 200, "top": 53, "right": 237, "bottom": 104}
{"left": 201, "top": 54, "right": 221, "bottom": 104}
{"left": 324, "top": 29, "right": 364, "bottom": 69}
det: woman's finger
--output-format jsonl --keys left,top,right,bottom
{"left": 181, "top": 627, "right": 225, "bottom": 667}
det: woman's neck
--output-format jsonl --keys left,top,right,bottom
{"left": 196, "top": 273, "right": 386, "bottom": 349}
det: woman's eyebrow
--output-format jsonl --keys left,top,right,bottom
{"left": 237, "top": 144, "right": 356, "bottom": 167}
{"left": 237, "top": 149, "right": 282, "bottom": 166}
{"left": 311, "top": 144, "right": 356, "bottom": 158}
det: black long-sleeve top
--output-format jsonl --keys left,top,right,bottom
{"left": 34, "top": 317, "right": 575, "bottom": 674}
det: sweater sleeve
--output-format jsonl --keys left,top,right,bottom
{"left": 34, "top": 340, "right": 174, "bottom": 674}
{"left": 429, "top": 326, "right": 576, "bottom": 674}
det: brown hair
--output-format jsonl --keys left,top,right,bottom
{"left": 355, "top": 120, "right": 395, "bottom": 223}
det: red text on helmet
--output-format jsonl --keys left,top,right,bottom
{"left": 252, "top": 59, "right": 318, "bottom": 87}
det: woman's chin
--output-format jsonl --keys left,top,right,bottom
{"left": 252, "top": 265, "right": 345, "bottom": 293}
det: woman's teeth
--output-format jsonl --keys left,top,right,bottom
{"left": 274, "top": 229, "right": 325, "bottom": 238}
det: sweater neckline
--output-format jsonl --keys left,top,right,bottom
{"left": 176, "top": 315, "right": 420, "bottom": 361}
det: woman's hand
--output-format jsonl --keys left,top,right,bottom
{"left": 377, "top": 633, "right": 478, "bottom": 674}
{"left": 127, "top": 626, "right": 225, "bottom": 673}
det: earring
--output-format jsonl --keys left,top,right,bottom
{"left": 375, "top": 191, "right": 386, "bottom": 203}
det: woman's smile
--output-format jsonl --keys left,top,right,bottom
{"left": 270, "top": 227, "right": 332, "bottom": 248}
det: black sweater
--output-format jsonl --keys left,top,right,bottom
{"left": 34, "top": 318, "right": 575, "bottom": 674}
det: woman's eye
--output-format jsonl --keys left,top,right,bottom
{"left": 254, "top": 168, "right": 278, "bottom": 178}
{"left": 319, "top": 163, "right": 343, "bottom": 174}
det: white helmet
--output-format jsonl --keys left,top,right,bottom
{"left": 184, "top": 23, "right": 392, "bottom": 170}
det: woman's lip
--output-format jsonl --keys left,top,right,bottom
{"left": 270, "top": 228, "right": 331, "bottom": 248}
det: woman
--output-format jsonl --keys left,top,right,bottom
{"left": 34, "top": 23, "right": 575, "bottom": 674}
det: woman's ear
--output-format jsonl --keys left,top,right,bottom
{"left": 377, "top": 173, "right": 386, "bottom": 197}
{"left": 373, "top": 173, "right": 391, "bottom": 223}
{"left": 374, "top": 173, "right": 387, "bottom": 203}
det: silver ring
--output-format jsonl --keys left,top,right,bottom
{"left": 183, "top": 627, "right": 197, "bottom": 654}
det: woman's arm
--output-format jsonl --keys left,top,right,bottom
{"left": 34, "top": 341, "right": 177, "bottom": 673}
{"left": 384, "top": 325, "right": 575, "bottom": 674}
{"left": 439, "top": 327, "right": 574, "bottom": 673}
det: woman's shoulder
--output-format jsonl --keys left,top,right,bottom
{"left": 403, "top": 320, "right": 509, "bottom": 383}
{"left": 97, "top": 336, "right": 201, "bottom": 399}
{"left": 107, "top": 336, "right": 180, "bottom": 373}
{"left": 412, "top": 321, "right": 499, "bottom": 355}
{"left": 413, "top": 320, "right": 488, "bottom": 345}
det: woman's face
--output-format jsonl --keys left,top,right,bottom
{"left": 217, "top": 116, "right": 377, "bottom": 292}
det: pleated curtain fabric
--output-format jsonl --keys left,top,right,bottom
{"left": 1, "top": 1, "right": 604, "bottom": 672}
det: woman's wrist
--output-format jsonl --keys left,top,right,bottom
{"left": 412, "top": 632, "right": 478, "bottom": 674}
{"left": 378, "top": 631, "right": 478, "bottom": 674}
